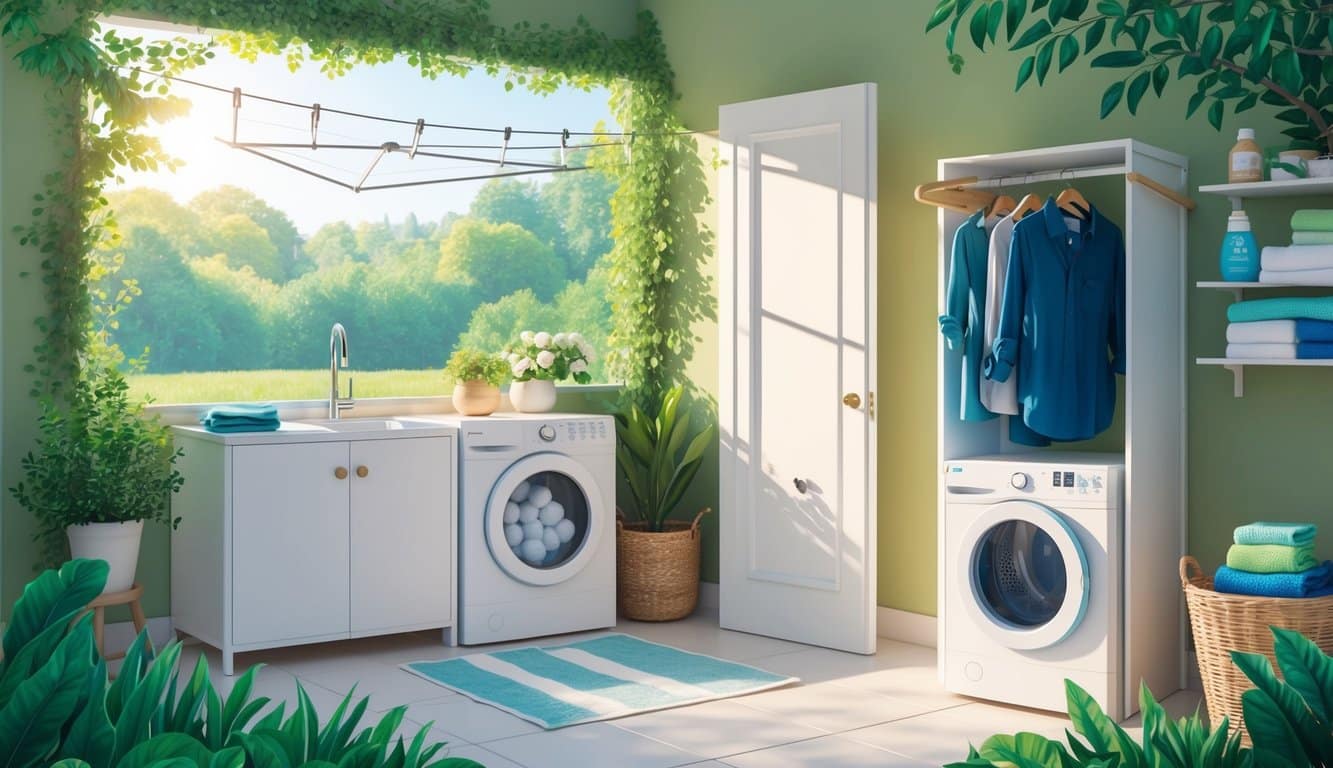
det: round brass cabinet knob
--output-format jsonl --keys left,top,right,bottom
{"left": 842, "top": 393, "right": 862, "bottom": 409}
{"left": 334, "top": 467, "right": 349, "bottom": 480}
{"left": 356, "top": 466, "right": 369, "bottom": 478}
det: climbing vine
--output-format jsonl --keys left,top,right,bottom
{"left": 1, "top": 0, "right": 704, "bottom": 409}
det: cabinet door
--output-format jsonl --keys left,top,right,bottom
{"left": 232, "top": 442, "right": 351, "bottom": 645}
{"left": 349, "top": 436, "right": 453, "bottom": 633}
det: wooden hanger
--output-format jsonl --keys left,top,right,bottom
{"left": 1056, "top": 185, "right": 1091, "bottom": 218}
{"left": 913, "top": 176, "right": 996, "bottom": 214}
{"left": 1011, "top": 193, "right": 1043, "bottom": 221}
{"left": 989, "top": 193, "right": 1018, "bottom": 217}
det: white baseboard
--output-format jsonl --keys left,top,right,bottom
{"left": 877, "top": 606, "right": 937, "bottom": 647}
{"left": 104, "top": 616, "right": 175, "bottom": 653}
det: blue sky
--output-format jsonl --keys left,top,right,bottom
{"left": 107, "top": 19, "right": 618, "bottom": 235}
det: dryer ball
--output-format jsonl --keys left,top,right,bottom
{"left": 519, "top": 538, "right": 546, "bottom": 564}
{"left": 504, "top": 523, "right": 523, "bottom": 547}
{"left": 542, "top": 527, "right": 561, "bottom": 552}
{"left": 538, "top": 501, "right": 565, "bottom": 526}
{"left": 518, "top": 502, "right": 540, "bottom": 523}
{"left": 527, "top": 485, "right": 553, "bottom": 508}
{"left": 555, "top": 519, "right": 576, "bottom": 543}
{"left": 503, "top": 502, "right": 521, "bottom": 524}
{"left": 522, "top": 521, "right": 544, "bottom": 541}
{"left": 511, "top": 481, "right": 531, "bottom": 502}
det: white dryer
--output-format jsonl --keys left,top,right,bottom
{"left": 449, "top": 413, "right": 616, "bottom": 645}
{"left": 942, "top": 453, "right": 1125, "bottom": 720}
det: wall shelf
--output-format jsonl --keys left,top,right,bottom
{"left": 1197, "top": 357, "right": 1333, "bottom": 398}
{"left": 1199, "top": 177, "right": 1333, "bottom": 200}
{"left": 1196, "top": 280, "right": 1333, "bottom": 300}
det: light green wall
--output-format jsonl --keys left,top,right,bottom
{"left": 643, "top": 0, "right": 1333, "bottom": 615}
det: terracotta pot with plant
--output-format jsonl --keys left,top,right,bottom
{"left": 9, "top": 361, "right": 184, "bottom": 594}
{"left": 445, "top": 348, "right": 509, "bottom": 416}
{"left": 614, "top": 384, "right": 715, "bottom": 621}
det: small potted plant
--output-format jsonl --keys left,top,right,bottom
{"left": 445, "top": 348, "right": 509, "bottom": 416}
{"left": 614, "top": 384, "right": 715, "bottom": 620}
{"left": 503, "top": 330, "right": 594, "bottom": 413}
{"left": 9, "top": 361, "right": 184, "bottom": 593}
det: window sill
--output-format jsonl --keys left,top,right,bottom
{"left": 146, "top": 383, "right": 624, "bottom": 426}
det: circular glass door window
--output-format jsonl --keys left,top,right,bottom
{"left": 973, "top": 520, "right": 1067, "bottom": 628}
{"left": 498, "top": 470, "right": 590, "bottom": 569}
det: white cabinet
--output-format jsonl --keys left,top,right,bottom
{"left": 171, "top": 425, "right": 457, "bottom": 675}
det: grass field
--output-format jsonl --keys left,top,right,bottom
{"left": 127, "top": 369, "right": 449, "bottom": 405}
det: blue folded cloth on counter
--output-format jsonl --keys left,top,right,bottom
{"left": 200, "top": 403, "right": 280, "bottom": 433}
{"left": 1297, "top": 319, "right": 1333, "bottom": 342}
{"left": 1298, "top": 342, "right": 1333, "bottom": 359}
{"left": 1214, "top": 561, "right": 1333, "bottom": 598}
{"left": 1235, "top": 521, "right": 1318, "bottom": 547}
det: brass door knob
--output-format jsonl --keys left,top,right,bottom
{"left": 843, "top": 393, "right": 862, "bottom": 409}
{"left": 356, "top": 466, "right": 369, "bottom": 478}
{"left": 334, "top": 467, "right": 349, "bottom": 480}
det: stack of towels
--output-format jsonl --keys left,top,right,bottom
{"left": 1214, "top": 522, "right": 1333, "bottom": 598}
{"left": 1225, "top": 296, "right": 1333, "bottom": 359}
{"left": 200, "top": 403, "right": 280, "bottom": 433}
{"left": 1259, "top": 210, "right": 1333, "bottom": 285}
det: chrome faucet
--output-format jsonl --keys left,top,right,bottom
{"left": 329, "top": 322, "right": 354, "bottom": 419}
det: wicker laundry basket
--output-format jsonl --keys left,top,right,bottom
{"left": 1179, "top": 555, "right": 1333, "bottom": 743}
{"left": 617, "top": 509, "right": 709, "bottom": 621}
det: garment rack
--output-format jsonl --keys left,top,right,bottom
{"left": 915, "top": 163, "right": 1196, "bottom": 212}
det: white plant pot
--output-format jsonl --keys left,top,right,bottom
{"left": 67, "top": 520, "right": 144, "bottom": 594}
{"left": 509, "top": 379, "right": 557, "bottom": 413}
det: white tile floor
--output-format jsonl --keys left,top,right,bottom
{"left": 171, "top": 614, "right": 1202, "bottom": 768}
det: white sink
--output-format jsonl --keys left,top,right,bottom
{"left": 300, "top": 417, "right": 442, "bottom": 433}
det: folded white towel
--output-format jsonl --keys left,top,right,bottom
{"left": 1226, "top": 342, "right": 1298, "bottom": 359}
{"left": 1260, "top": 245, "right": 1333, "bottom": 272}
{"left": 1227, "top": 320, "right": 1297, "bottom": 344}
{"left": 1259, "top": 267, "right": 1333, "bottom": 285}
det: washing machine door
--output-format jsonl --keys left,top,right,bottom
{"left": 486, "top": 452, "right": 605, "bottom": 587}
{"left": 956, "top": 500, "right": 1089, "bottom": 650}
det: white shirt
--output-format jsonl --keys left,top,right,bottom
{"left": 979, "top": 212, "right": 1019, "bottom": 415}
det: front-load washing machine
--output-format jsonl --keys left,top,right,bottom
{"left": 449, "top": 413, "right": 615, "bottom": 644}
{"left": 942, "top": 453, "right": 1125, "bottom": 719}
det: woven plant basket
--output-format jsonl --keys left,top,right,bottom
{"left": 1180, "top": 555, "right": 1333, "bottom": 743}
{"left": 617, "top": 508, "right": 710, "bottom": 621}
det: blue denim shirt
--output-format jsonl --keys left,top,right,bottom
{"left": 985, "top": 198, "right": 1125, "bottom": 441}
{"left": 939, "top": 211, "right": 999, "bottom": 422}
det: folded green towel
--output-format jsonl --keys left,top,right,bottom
{"left": 1293, "top": 231, "right": 1333, "bottom": 245}
{"left": 1227, "top": 296, "right": 1333, "bottom": 323}
{"left": 1291, "top": 210, "right": 1333, "bottom": 232}
{"left": 1235, "top": 522, "right": 1318, "bottom": 547}
{"left": 1226, "top": 543, "right": 1319, "bottom": 574}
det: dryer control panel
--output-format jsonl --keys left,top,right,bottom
{"left": 545, "top": 418, "right": 612, "bottom": 445}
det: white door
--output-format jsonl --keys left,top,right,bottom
{"left": 719, "top": 83, "right": 878, "bottom": 654}
{"left": 232, "top": 442, "right": 351, "bottom": 644}
{"left": 350, "top": 436, "right": 454, "bottom": 633}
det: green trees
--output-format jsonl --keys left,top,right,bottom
{"left": 209, "top": 213, "right": 284, "bottom": 282}
{"left": 437, "top": 218, "right": 566, "bottom": 301}
{"left": 304, "top": 221, "right": 363, "bottom": 269}
{"left": 189, "top": 185, "right": 304, "bottom": 279}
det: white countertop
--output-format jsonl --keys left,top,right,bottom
{"left": 172, "top": 417, "right": 458, "bottom": 445}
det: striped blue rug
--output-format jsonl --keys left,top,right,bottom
{"left": 401, "top": 634, "right": 799, "bottom": 729}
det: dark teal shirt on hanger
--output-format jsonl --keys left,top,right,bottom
{"left": 986, "top": 198, "right": 1125, "bottom": 441}
{"left": 939, "top": 210, "right": 999, "bottom": 422}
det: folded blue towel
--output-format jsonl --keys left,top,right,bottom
{"left": 200, "top": 420, "right": 281, "bottom": 434}
{"left": 1295, "top": 319, "right": 1333, "bottom": 342}
{"left": 1235, "top": 521, "right": 1318, "bottom": 547}
{"left": 1227, "top": 297, "right": 1333, "bottom": 323}
{"left": 200, "top": 403, "right": 280, "bottom": 434}
{"left": 1299, "top": 342, "right": 1333, "bottom": 359}
{"left": 1214, "top": 561, "right": 1333, "bottom": 598}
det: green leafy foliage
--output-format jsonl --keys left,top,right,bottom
{"left": 503, "top": 331, "right": 595, "bottom": 384}
{"left": 614, "top": 384, "right": 715, "bottom": 531}
{"left": 926, "top": 0, "right": 1333, "bottom": 151}
{"left": 1233, "top": 626, "right": 1333, "bottom": 767}
{"left": 443, "top": 348, "right": 509, "bottom": 387}
{"left": 0, "top": 560, "right": 483, "bottom": 768}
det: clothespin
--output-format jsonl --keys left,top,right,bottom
{"left": 499, "top": 126, "right": 512, "bottom": 167}
{"left": 560, "top": 128, "right": 570, "bottom": 167}
{"left": 409, "top": 118, "right": 425, "bottom": 159}
{"left": 231, "top": 87, "right": 242, "bottom": 144}
{"left": 310, "top": 103, "right": 321, "bottom": 149}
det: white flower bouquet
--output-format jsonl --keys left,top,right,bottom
{"left": 504, "top": 331, "right": 595, "bottom": 384}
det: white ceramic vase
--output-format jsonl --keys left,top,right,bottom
{"left": 509, "top": 379, "right": 557, "bottom": 413}
{"left": 67, "top": 520, "right": 143, "bottom": 593}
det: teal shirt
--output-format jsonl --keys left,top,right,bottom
{"left": 986, "top": 199, "right": 1125, "bottom": 442}
{"left": 939, "top": 211, "right": 998, "bottom": 422}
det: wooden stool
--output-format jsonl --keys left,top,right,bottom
{"left": 84, "top": 583, "right": 147, "bottom": 669}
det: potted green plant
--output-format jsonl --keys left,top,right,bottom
{"left": 503, "top": 330, "right": 595, "bottom": 413}
{"left": 614, "top": 385, "right": 715, "bottom": 621}
{"left": 445, "top": 348, "right": 509, "bottom": 416}
{"left": 9, "top": 362, "right": 184, "bottom": 594}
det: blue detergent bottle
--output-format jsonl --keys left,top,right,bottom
{"left": 1220, "top": 210, "right": 1259, "bottom": 281}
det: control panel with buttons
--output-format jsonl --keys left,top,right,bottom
{"left": 541, "top": 418, "right": 612, "bottom": 445}
{"left": 1048, "top": 468, "right": 1105, "bottom": 495}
